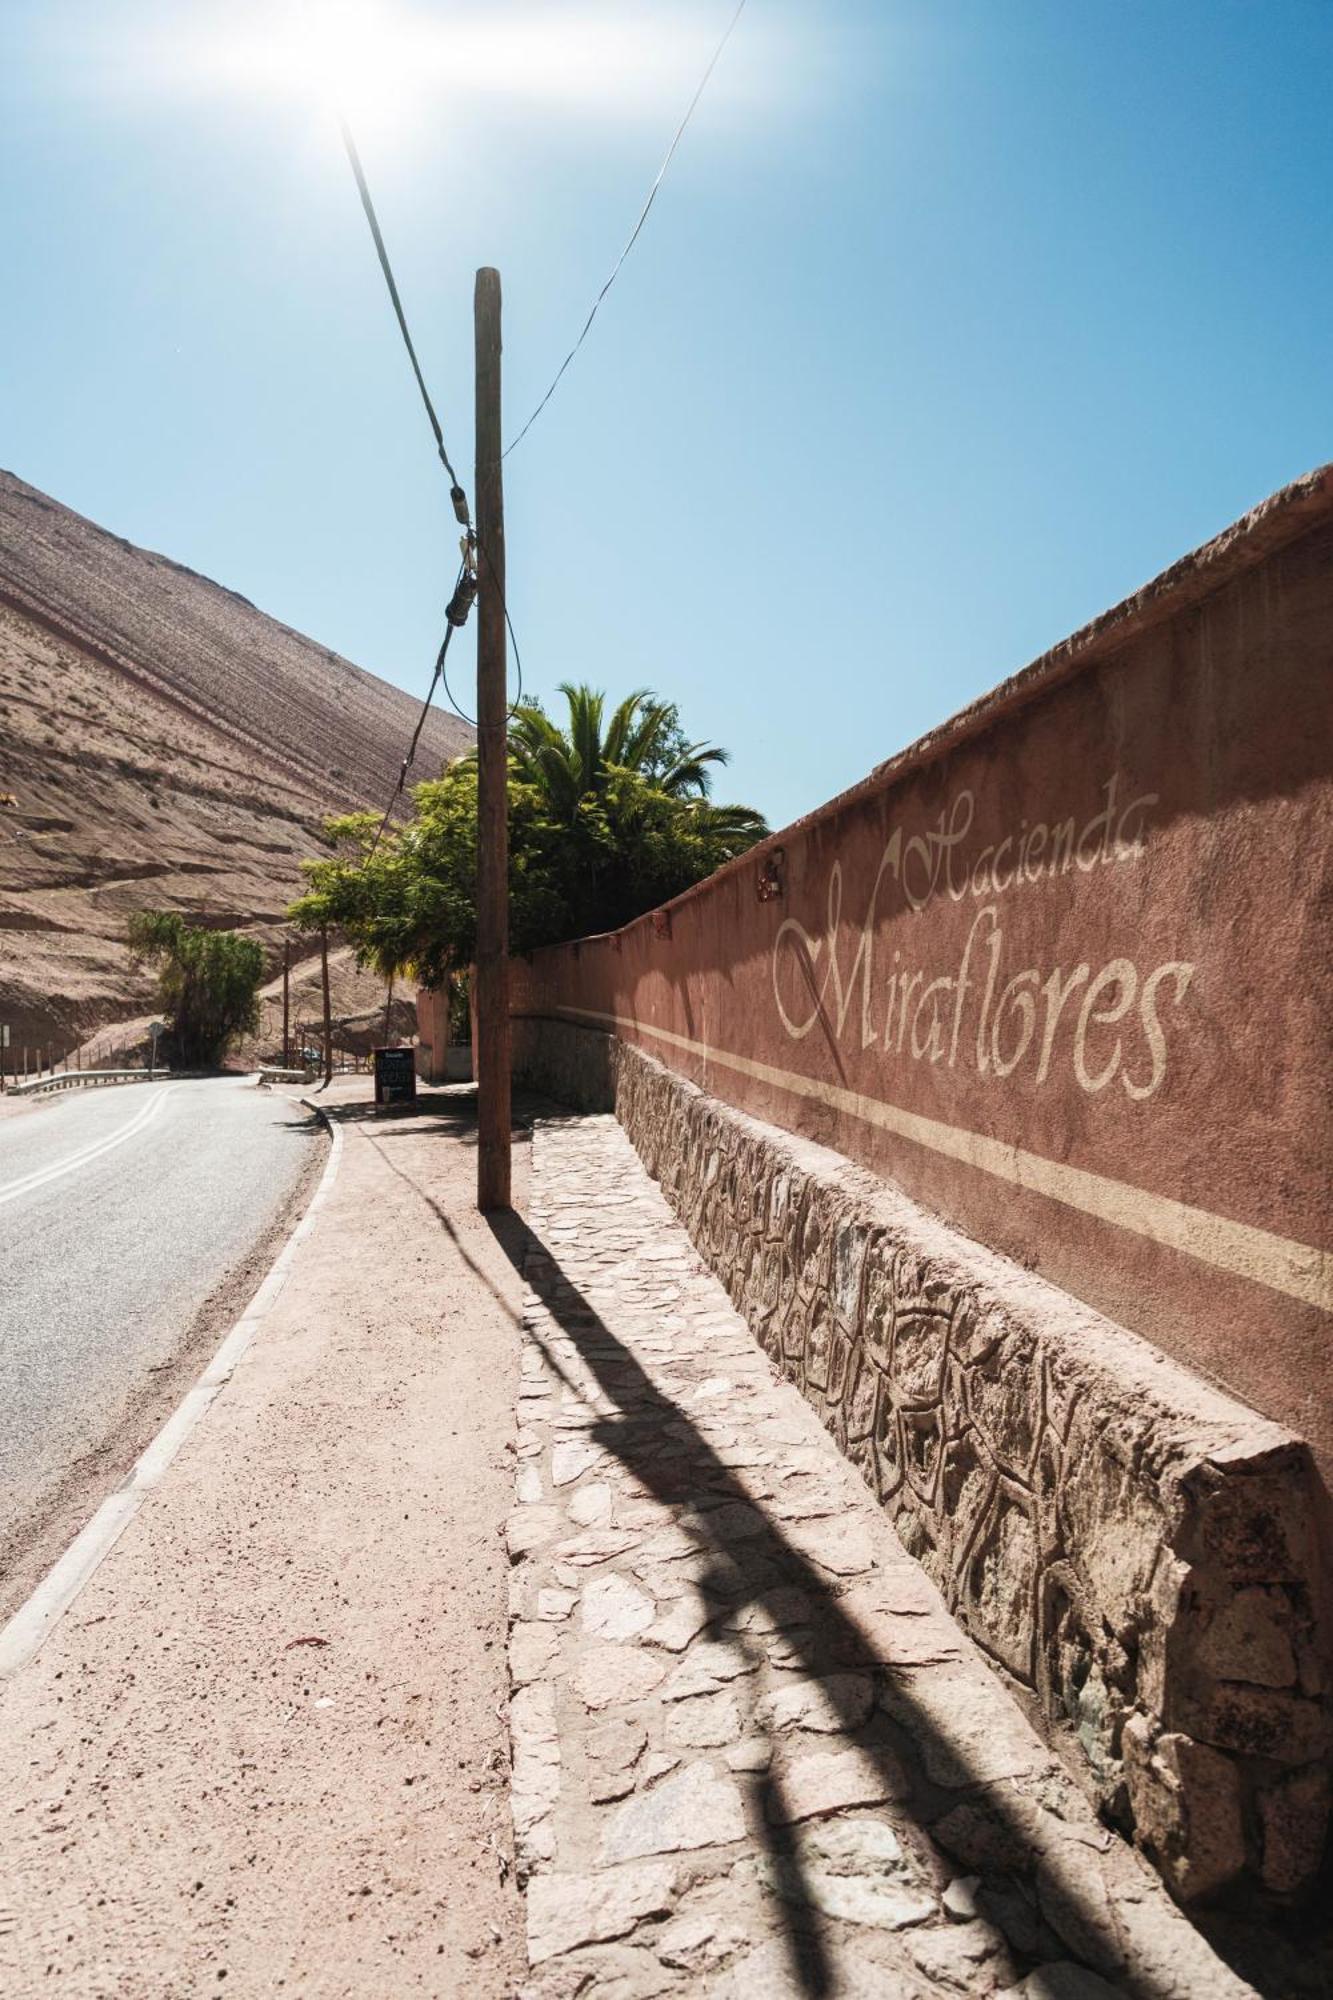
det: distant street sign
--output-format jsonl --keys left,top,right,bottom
{"left": 0, "top": 1025, "right": 9, "bottom": 1048}
{"left": 148, "top": 1020, "right": 166, "bottom": 1039}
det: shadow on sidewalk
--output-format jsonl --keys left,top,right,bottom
{"left": 348, "top": 1092, "right": 1293, "bottom": 1999}
{"left": 486, "top": 1197, "right": 1191, "bottom": 2000}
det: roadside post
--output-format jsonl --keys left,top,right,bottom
{"left": 320, "top": 926, "right": 333, "bottom": 1090}
{"left": 148, "top": 1019, "right": 165, "bottom": 1080}
{"left": 282, "top": 935, "right": 291, "bottom": 1069}
{"left": 0, "top": 1023, "right": 9, "bottom": 1092}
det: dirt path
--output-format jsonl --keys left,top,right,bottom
{"left": 0, "top": 1079, "right": 527, "bottom": 1996}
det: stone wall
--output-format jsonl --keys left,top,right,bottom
{"left": 514, "top": 1016, "right": 1331, "bottom": 1905}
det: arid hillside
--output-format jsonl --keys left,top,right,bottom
{"left": 0, "top": 470, "right": 472, "bottom": 1052}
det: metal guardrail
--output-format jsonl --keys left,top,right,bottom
{"left": 5, "top": 1069, "right": 169, "bottom": 1098}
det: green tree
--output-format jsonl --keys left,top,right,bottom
{"left": 290, "top": 686, "right": 769, "bottom": 988}
{"left": 128, "top": 912, "right": 265, "bottom": 1067}
{"left": 290, "top": 770, "right": 574, "bottom": 989}
{"left": 505, "top": 685, "right": 752, "bottom": 819}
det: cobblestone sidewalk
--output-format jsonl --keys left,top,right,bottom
{"left": 506, "top": 1115, "right": 1250, "bottom": 1999}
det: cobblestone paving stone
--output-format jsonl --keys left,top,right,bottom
{"left": 508, "top": 1115, "right": 1254, "bottom": 1999}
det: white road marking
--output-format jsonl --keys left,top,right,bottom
{"left": 0, "top": 1097, "right": 342, "bottom": 1678}
{"left": 0, "top": 1086, "right": 168, "bottom": 1210}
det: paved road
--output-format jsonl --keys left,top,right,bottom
{"left": 0, "top": 1077, "right": 319, "bottom": 1556}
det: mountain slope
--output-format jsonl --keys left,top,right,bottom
{"left": 0, "top": 471, "right": 472, "bottom": 1050}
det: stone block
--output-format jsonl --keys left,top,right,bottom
{"left": 892, "top": 1307, "right": 950, "bottom": 1410}
{"left": 832, "top": 1218, "right": 870, "bottom": 1330}
{"left": 582, "top": 1576, "right": 657, "bottom": 1643}
{"left": 826, "top": 1328, "right": 854, "bottom": 1408}
{"left": 1258, "top": 1762, "right": 1332, "bottom": 1896}
{"left": 843, "top": 1350, "right": 879, "bottom": 1446}
{"left": 766, "top": 1746, "right": 900, "bottom": 1821}
{"left": 804, "top": 1309, "right": 833, "bottom": 1392}
{"left": 861, "top": 1245, "right": 896, "bottom": 1371}
{"left": 962, "top": 1485, "right": 1038, "bottom": 1688}
{"left": 1121, "top": 1717, "right": 1245, "bottom": 1903}
{"left": 599, "top": 1761, "right": 746, "bottom": 1863}
{"left": 755, "top": 1672, "right": 874, "bottom": 1736}
{"left": 756, "top": 1815, "right": 936, "bottom": 1932}
{"left": 1190, "top": 1584, "right": 1298, "bottom": 1689}
{"left": 1185, "top": 1453, "right": 1317, "bottom": 1583}
{"left": 1178, "top": 1681, "right": 1329, "bottom": 1765}
{"left": 871, "top": 1386, "right": 904, "bottom": 1503}
{"left": 900, "top": 1406, "right": 945, "bottom": 1508}
{"left": 574, "top": 1644, "right": 668, "bottom": 1711}
{"left": 526, "top": 1861, "right": 676, "bottom": 1963}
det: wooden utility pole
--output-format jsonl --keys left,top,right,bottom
{"left": 282, "top": 936, "right": 291, "bottom": 1067}
{"left": 475, "top": 266, "right": 511, "bottom": 1210}
{"left": 321, "top": 926, "right": 333, "bottom": 1088}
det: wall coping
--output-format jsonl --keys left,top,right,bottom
{"left": 522, "top": 460, "right": 1333, "bottom": 963}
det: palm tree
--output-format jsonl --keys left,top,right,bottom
{"left": 506, "top": 684, "right": 739, "bottom": 821}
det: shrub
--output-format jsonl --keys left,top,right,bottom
{"left": 127, "top": 912, "right": 264, "bottom": 1067}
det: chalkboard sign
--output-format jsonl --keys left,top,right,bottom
{"left": 373, "top": 1045, "right": 417, "bottom": 1108}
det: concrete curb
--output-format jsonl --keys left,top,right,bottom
{"left": 0, "top": 1096, "right": 343, "bottom": 1679}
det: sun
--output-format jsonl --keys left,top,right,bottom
{"left": 291, "top": 0, "right": 402, "bottom": 123}
{"left": 130, "top": 2, "right": 779, "bottom": 150}
{"left": 183, "top": 0, "right": 422, "bottom": 137}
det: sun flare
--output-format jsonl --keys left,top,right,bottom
{"left": 118, "top": 1, "right": 775, "bottom": 145}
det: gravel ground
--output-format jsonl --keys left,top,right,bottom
{"left": 0, "top": 1077, "right": 319, "bottom": 1569}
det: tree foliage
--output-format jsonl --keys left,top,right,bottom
{"left": 290, "top": 686, "right": 769, "bottom": 988}
{"left": 127, "top": 911, "right": 265, "bottom": 1066}
{"left": 507, "top": 685, "right": 740, "bottom": 814}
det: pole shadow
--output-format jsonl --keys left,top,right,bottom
{"left": 486, "top": 1190, "right": 1179, "bottom": 1998}
{"left": 365, "top": 1093, "right": 1293, "bottom": 1997}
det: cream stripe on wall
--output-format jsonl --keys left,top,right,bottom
{"left": 555, "top": 1006, "right": 1332, "bottom": 1315}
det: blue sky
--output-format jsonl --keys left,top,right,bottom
{"left": 3, "top": 1, "right": 1330, "bottom": 831}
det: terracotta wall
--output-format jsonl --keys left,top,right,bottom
{"left": 414, "top": 985, "right": 450, "bottom": 1083}
{"left": 512, "top": 469, "right": 1333, "bottom": 1480}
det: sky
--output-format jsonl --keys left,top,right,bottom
{"left": 2, "top": 0, "right": 1331, "bottom": 832}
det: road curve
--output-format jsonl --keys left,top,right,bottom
{"left": 0, "top": 1077, "right": 320, "bottom": 1558}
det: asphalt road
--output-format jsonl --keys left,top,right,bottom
{"left": 0, "top": 1077, "right": 320, "bottom": 1560}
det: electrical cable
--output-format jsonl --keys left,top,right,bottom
{"left": 364, "top": 563, "right": 469, "bottom": 860}
{"left": 454, "top": 536, "right": 520, "bottom": 724}
{"left": 338, "top": 115, "right": 471, "bottom": 523}
{"left": 336, "top": 117, "right": 524, "bottom": 756}
{"left": 441, "top": 539, "right": 526, "bottom": 728}
{"left": 503, "top": 0, "right": 749, "bottom": 458}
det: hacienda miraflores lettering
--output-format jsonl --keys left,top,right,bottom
{"left": 772, "top": 774, "right": 1195, "bottom": 1101}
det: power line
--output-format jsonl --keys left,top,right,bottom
{"left": 503, "top": 0, "right": 749, "bottom": 459}
{"left": 363, "top": 562, "right": 473, "bottom": 861}
{"left": 336, "top": 117, "right": 524, "bottom": 777}
{"left": 338, "top": 116, "right": 471, "bottom": 524}
{"left": 442, "top": 537, "right": 526, "bottom": 728}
